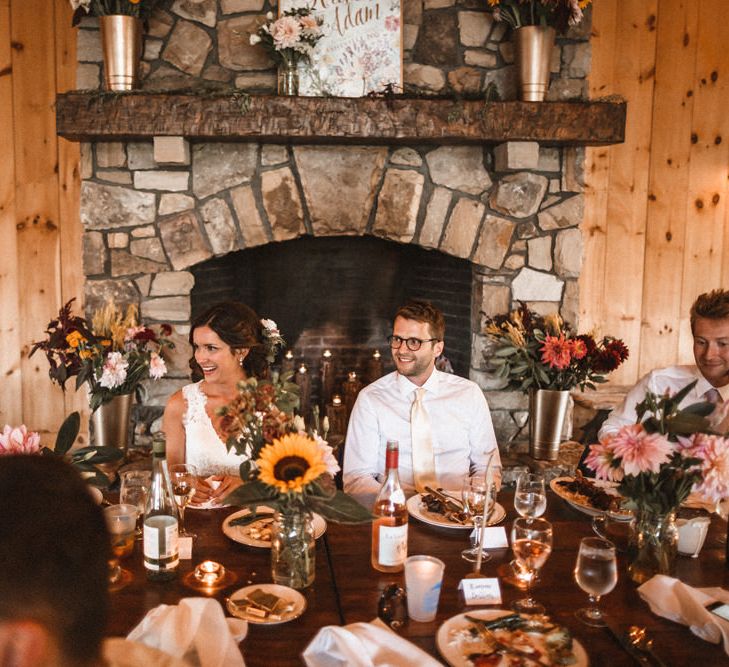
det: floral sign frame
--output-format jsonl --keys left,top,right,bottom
{"left": 280, "top": 0, "right": 403, "bottom": 97}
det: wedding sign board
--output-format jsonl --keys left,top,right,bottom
{"left": 281, "top": 0, "right": 403, "bottom": 97}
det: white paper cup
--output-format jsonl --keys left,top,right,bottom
{"left": 404, "top": 555, "right": 445, "bottom": 622}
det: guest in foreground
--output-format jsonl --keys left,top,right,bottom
{"left": 0, "top": 455, "right": 109, "bottom": 667}
{"left": 343, "top": 299, "right": 501, "bottom": 507}
{"left": 599, "top": 288, "right": 729, "bottom": 439}
{"left": 164, "top": 302, "right": 272, "bottom": 504}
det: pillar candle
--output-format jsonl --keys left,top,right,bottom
{"left": 366, "top": 349, "right": 384, "bottom": 384}
{"left": 343, "top": 371, "right": 363, "bottom": 417}
{"left": 281, "top": 349, "right": 295, "bottom": 376}
{"left": 319, "top": 349, "right": 335, "bottom": 407}
{"left": 326, "top": 394, "right": 347, "bottom": 440}
{"left": 295, "top": 363, "right": 311, "bottom": 421}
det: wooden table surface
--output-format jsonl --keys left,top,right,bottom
{"left": 108, "top": 493, "right": 729, "bottom": 666}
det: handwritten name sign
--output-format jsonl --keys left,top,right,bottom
{"left": 282, "top": 0, "right": 402, "bottom": 97}
{"left": 458, "top": 578, "right": 503, "bottom": 606}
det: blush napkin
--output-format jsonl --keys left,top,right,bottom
{"left": 126, "top": 597, "right": 248, "bottom": 667}
{"left": 302, "top": 618, "right": 444, "bottom": 667}
{"left": 638, "top": 574, "right": 729, "bottom": 655}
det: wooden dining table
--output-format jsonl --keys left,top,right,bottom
{"left": 107, "top": 491, "right": 729, "bottom": 666}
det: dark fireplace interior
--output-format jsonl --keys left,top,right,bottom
{"left": 191, "top": 236, "right": 472, "bottom": 406}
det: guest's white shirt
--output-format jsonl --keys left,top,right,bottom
{"left": 343, "top": 369, "right": 500, "bottom": 508}
{"left": 598, "top": 365, "right": 729, "bottom": 439}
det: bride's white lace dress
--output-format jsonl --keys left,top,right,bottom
{"left": 182, "top": 381, "right": 246, "bottom": 477}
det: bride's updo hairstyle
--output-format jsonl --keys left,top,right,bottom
{"left": 189, "top": 302, "right": 268, "bottom": 381}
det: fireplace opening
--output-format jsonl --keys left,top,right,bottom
{"left": 190, "top": 236, "right": 472, "bottom": 407}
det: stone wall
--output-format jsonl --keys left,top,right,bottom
{"left": 75, "top": 1, "right": 592, "bottom": 450}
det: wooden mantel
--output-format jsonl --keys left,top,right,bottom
{"left": 55, "top": 92, "right": 626, "bottom": 146}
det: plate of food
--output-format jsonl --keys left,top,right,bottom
{"left": 436, "top": 609, "right": 588, "bottom": 667}
{"left": 406, "top": 492, "right": 506, "bottom": 530}
{"left": 226, "top": 584, "right": 306, "bottom": 625}
{"left": 222, "top": 506, "right": 327, "bottom": 548}
{"left": 550, "top": 474, "right": 632, "bottom": 521}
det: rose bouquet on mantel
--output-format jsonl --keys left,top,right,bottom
{"left": 484, "top": 302, "right": 629, "bottom": 392}
{"left": 487, "top": 0, "right": 593, "bottom": 33}
{"left": 249, "top": 8, "right": 325, "bottom": 68}
{"left": 69, "top": 0, "right": 160, "bottom": 25}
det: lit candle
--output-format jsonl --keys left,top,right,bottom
{"left": 373, "top": 350, "right": 381, "bottom": 359}
{"left": 323, "top": 349, "right": 332, "bottom": 359}
{"left": 332, "top": 394, "right": 342, "bottom": 406}
{"left": 348, "top": 371, "right": 357, "bottom": 381}
{"left": 296, "top": 363, "right": 312, "bottom": 421}
{"left": 366, "top": 349, "right": 384, "bottom": 384}
{"left": 298, "top": 363, "right": 307, "bottom": 374}
{"left": 281, "top": 349, "right": 295, "bottom": 375}
{"left": 343, "top": 371, "right": 363, "bottom": 417}
{"left": 320, "top": 350, "right": 336, "bottom": 408}
{"left": 194, "top": 560, "right": 224, "bottom": 587}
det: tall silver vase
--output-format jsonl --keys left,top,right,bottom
{"left": 91, "top": 393, "right": 134, "bottom": 449}
{"left": 528, "top": 388, "right": 570, "bottom": 460}
{"left": 99, "top": 15, "right": 143, "bottom": 91}
{"left": 514, "top": 26, "right": 555, "bottom": 102}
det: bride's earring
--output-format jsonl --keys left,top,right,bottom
{"left": 238, "top": 356, "right": 245, "bottom": 367}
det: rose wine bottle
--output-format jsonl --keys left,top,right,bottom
{"left": 143, "top": 435, "right": 179, "bottom": 582}
{"left": 371, "top": 440, "right": 408, "bottom": 572}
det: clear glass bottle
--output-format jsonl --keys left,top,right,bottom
{"left": 143, "top": 434, "right": 179, "bottom": 582}
{"left": 371, "top": 440, "right": 408, "bottom": 572}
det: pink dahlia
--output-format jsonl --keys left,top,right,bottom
{"left": 683, "top": 433, "right": 729, "bottom": 504}
{"left": 584, "top": 441, "right": 623, "bottom": 482}
{"left": 0, "top": 424, "right": 41, "bottom": 455}
{"left": 99, "top": 351, "right": 128, "bottom": 389}
{"left": 607, "top": 424, "right": 673, "bottom": 476}
{"left": 540, "top": 334, "right": 572, "bottom": 370}
{"left": 149, "top": 352, "right": 167, "bottom": 380}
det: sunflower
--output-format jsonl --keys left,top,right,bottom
{"left": 257, "top": 433, "right": 329, "bottom": 494}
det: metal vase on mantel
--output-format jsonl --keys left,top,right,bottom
{"left": 99, "top": 15, "right": 143, "bottom": 91}
{"left": 91, "top": 393, "right": 134, "bottom": 450}
{"left": 528, "top": 388, "right": 570, "bottom": 460}
{"left": 514, "top": 25, "right": 555, "bottom": 102}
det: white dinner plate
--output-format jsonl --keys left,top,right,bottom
{"left": 406, "top": 494, "right": 506, "bottom": 530}
{"left": 222, "top": 506, "right": 327, "bottom": 548}
{"left": 436, "top": 609, "right": 589, "bottom": 667}
{"left": 226, "top": 583, "right": 306, "bottom": 625}
{"left": 550, "top": 476, "right": 632, "bottom": 522}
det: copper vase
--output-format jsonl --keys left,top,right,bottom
{"left": 528, "top": 388, "right": 570, "bottom": 460}
{"left": 99, "top": 15, "right": 142, "bottom": 91}
{"left": 514, "top": 26, "right": 555, "bottom": 102}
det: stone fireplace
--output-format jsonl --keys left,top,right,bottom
{"left": 61, "top": 2, "right": 624, "bottom": 452}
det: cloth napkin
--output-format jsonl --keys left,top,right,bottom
{"left": 638, "top": 575, "right": 729, "bottom": 655}
{"left": 302, "top": 618, "right": 444, "bottom": 667}
{"left": 188, "top": 477, "right": 228, "bottom": 510}
{"left": 127, "top": 597, "right": 248, "bottom": 667}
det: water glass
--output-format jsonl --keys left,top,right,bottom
{"left": 120, "top": 469, "right": 151, "bottom": 540}
{"left": 514, "top": 472, "right": 547, "bottom": 522}
{"left": 574, "top": 537, "right": 617, "bottom": 626}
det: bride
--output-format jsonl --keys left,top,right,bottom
{"left": 164, "top": 302, "right": 274, "bottom": 504}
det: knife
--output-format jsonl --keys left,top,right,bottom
{"left": 604, "top": 622, "right": 651, "bottom": 666}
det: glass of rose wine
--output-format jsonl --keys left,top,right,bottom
{"left": 169, "top": 463, "right": 198, "bottom": 539}
{"left": 510, "top": 517, "right": 552, "bottom": 614}
{"left": 573, "top": 537, "right": 617, "bottom": 626}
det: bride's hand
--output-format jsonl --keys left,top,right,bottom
{"left": 192, "top": 477, "right": 214, "bottom": 503}
{"left": 208, "top": 475, "right": 243, "bottom": 501}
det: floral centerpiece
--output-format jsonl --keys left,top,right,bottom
{"left": 219, "top": 375, "right": 370, "bottom": 588}
{"left": 69, "top": 0, "right": 159, "bottom": 25}
{"left": 31, "top": 299, "right": 173, "bottom": 411}
{"left": 487, "top": 0, "right": 593, "bottom": 33}
{"left": 585, "top": 381, "right": 729, "bottom": 582}
{"left": 484, "top": 303, "right": 629, "bottom": 392}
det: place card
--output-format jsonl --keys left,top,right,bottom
{"left": 470, "top": 526, "right": 509, "bottom": 549}
{"left": 179, "top": 536, "right": 193, "bottom": 560}
{"left": 458, "top": 577, "right": 502, "bottom": 606}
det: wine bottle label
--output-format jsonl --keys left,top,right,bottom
{"left": 378, "top": 523, "right": 407, "bottom": 566}
{"left": 143, "top": 515, "right": 179, "bottom": 564}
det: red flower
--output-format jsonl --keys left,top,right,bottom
{"left": 570, "top": 338, "right": 588, "bottom": 360}
{"left": 595, "top": 338, "right": 629, "bottom": 372}
{"left": 540, "top": 334, "right": 572, "bottom": 370}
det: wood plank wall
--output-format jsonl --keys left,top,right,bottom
{"left": 0, "top": 1, "right": 727, "bottom": 438}
{"left": 582, "top": 0, "right": 729, "bottom": 386}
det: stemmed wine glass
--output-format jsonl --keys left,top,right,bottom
{"left": 574, "top": 537, "right": 617, "bottom": 626}
{"left": 514, "top": 472, "right": 547, "bottom": 523}
{"left": 460, "top": 468, "right": 500, "bottom": 563}
{"left": 510, "top": 517, "right": 553, "bottom": 614}
{"left": 120, "top": 469, "right": 151, "bottom": 540}
{"left": 169, "top": 463, "right": 198, "bottom": 539}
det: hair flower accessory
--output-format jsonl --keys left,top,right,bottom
{"left": 260, "top": 318, "right": 285, "bottom": 363}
